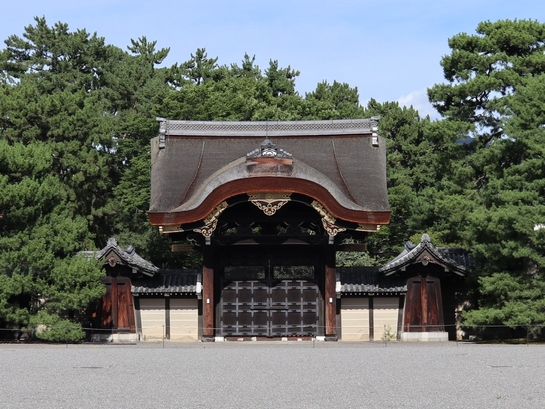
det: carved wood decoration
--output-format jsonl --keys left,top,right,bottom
{"left": 248, "top": 193, "right": 291, "bottom": 216}
{"left": 193, "top": 201, "right": 228, "bottom": 241}
{"left": 416, "top": 250, "right": 436, "bottom": 267}
{"left": 107, "top": 254, "right": 120, "bottom": 267}
{"left": 311, "top": 201, "right": 346, "bottom": 237}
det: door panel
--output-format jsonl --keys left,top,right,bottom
{"left": 426, "top": 278, "right": 444, "bottom": 331}
{"left": 404, "top": 275, "right": 443, "bottom": 332}
{"left": 101, "top": 281, "right": 113, "bottom": 328}
{"left": 404, "top": 278, "right": 421, "bottom": 332}
{"left": 220, "top": 264, "right": 319, "bottom": 337}
{"left": 99, "top": 276, "right": 135, "bottom": 331}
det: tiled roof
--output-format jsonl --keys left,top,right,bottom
{"left": 380, "top": 234, "right": 467, "bottom": 276}
{"left": 80, "top": 237, "right": 159, "bottom": 276}
{"left": 339, "top": 267, "right": 407, "bottom": 294}
{"left": 158, "top": 118, "right": 379, "bottom": 137}
{"left": 132, "top": 269, "right": 198, "bottom": 295}
{"left": 150, "top": 119, "right": 389, "bottom": 217}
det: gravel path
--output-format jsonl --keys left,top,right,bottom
{"left": 0, "top": 342, "right": 544, "bottom": 409}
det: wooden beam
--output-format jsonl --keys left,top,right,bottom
{"left": 148, "top": 177, "right": 391, "bottom": 226}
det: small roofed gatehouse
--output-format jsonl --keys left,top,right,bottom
{"left": 148, "top": 119, "right": 390, "bottom": 341}
{"left": 91, "top": 119, "right": 469, "bottom": 342}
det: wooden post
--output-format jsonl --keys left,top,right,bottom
{"left": 202, "top": 266, "right": 214, "bottom": 338}
{"left": 420, "top": 275, "right": 428, "bottom": 332}
{"left": 325, "top": 246, "right": 336, "bottom": 338}
{"left": 165, "top": 296, "right": 171, "bottom": 340}
{"left": 368, "top": 297, "right": 374, "bottom": 341}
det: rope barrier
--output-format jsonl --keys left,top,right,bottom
{"left": 1, "top": 324, "right": 544, "bottom": 343}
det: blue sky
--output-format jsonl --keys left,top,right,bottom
{"left": 2, "top": 1, "right": 544, "bottom": 117}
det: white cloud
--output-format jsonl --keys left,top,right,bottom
{"left": 397, "top": 89, "right": 440, "bottom": 120}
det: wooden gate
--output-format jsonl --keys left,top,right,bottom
{"left": 101, "top": 276, "right": 136, "bottom": 331}
{"left": 403, "top": 275, "right": 444, "bottom": 332}
{"left": 220, "top": 265, "right": 320, "bottom": 337}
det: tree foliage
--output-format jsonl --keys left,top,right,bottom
{"left": 427, "top": 20, "right": 545, "bottom": 329}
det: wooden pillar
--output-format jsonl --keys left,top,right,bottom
{"left": 325, "top": 246, "right": 336, "bottom": 338}
{"left": 420, "top": 274, "right": 429, "bottom": 332}
{"left": 368, "top": 297, "right": 374, "bottom": 341}
{"left": 134, "top": 296, "right": 143, "bottom": 340}
{"left": 165, "top": 297, "right": 171, "bottom": 340}
{"left": 202, "top": 266, "right": 214, "bottom": 338}
{"left": 202, "top": 247, "right": 215, "bottom": 339}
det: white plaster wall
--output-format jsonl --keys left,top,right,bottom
{"left": 373, "top": 297, "right": 399, "bottom": 341}
{"left": 170, "top": 298, "right": 198, "bottom": 341}
{"left": 341, "top": 297, "right": 370, "bottom": 341}
{"left": 139, "top": 298, "right": 166, "bottom": 341}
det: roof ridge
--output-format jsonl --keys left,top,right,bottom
{"left": 157, "top": 118, "right": 380, "bottom": 137}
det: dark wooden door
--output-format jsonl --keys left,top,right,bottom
{"left": 101, "top": 276, "right": 136, "bottom": 331}
{"left": 220, "top": 265, "right": 320, "bottom": 337}
{"left": 403, "top": 275, "right": 444, "bottom": 332}
{"left": 221, "top": 266, "right": 269, "bottom": 336}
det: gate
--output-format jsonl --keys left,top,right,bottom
{"left": 220, "top": 265, "right": 321, "bottom": 337}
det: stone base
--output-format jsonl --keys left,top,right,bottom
{"left": 314, "top": 336, "right": 326, "bottom": 342}
{"left": 400, "top": 332, "right": 449, "bottom": 342}
{"left": 90, "top": 333, "right": 138, "bottom": 343}
{"left": 200, "top": 336, "right": 216, "bottom": 342}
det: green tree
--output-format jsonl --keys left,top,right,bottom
{"left": 304, "top": 80, "right": 365, "bottom": 119}
{"left": 0, "top": 18, "right": 138, "bottom": 339}
{"left": 429, "top": 20, "right": 545, "bottom": 330}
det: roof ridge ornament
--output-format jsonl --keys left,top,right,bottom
{"left": 246, "top": 139, "right": 294, "bottom": 176}
{"left": 157, "top": 117, "right": 167, "bottom": 149}
{"left": 246, "top": 138, "right": 293, "bottom": 160}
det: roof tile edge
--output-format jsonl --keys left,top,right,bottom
{"left": 156, "top": 118, "right": 380, "bottom": 137}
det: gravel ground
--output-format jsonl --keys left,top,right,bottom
{"left": 0, "top": 342, "right": 544, "bottom": 409}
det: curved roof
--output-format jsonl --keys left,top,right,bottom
{"left": 149, "top": 119, "right": 390, "bottom": 226}
{"left": 81, "top": 237, "right": 159, "bottom": 277}
{"left": 381, "top": 234, "right": 467, "bottom": 277}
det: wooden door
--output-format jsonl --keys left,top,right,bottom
{"left": 219, "top": 264, "right": 319, "bottom": 337}
{"left": 269, "top": 266, "right": 319, "bottom": 337}
{"left": 115, "top": 278, "right": 135, "bottom": 331}
{"left": 100, "top": 276, "right": 135, "bottom": 331}
{"left": 221, "top": 266, "right": 269, "bottom": 336}
{"left": 403, "top": 275, "right": 444, "bottom": 332}
{"left": 101, "top": 280, "right": 114, "bottom": 328}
